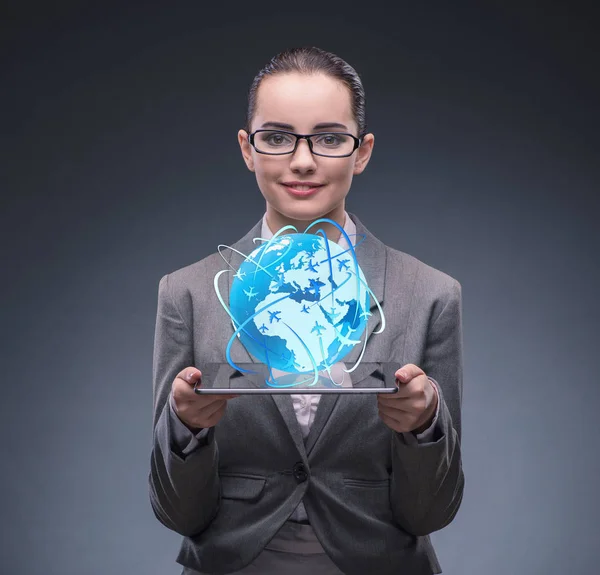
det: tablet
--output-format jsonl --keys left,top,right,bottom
{"left": 193, "top": 362, "right": 400, "bottom": 395}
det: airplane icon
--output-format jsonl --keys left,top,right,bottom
{"left": 234, "top": 269, "right": 246, "bottom": 281}
{"left": 308, "top": 277, "right": 325, "bottom": 295}
{"left": 311, "top": 321, "right": 326, "bottom": 337}
{"left": 307, "top": 259, "right": 319, "bottom": 273}
{"left": 280, "top": 353, "right": 296, "bottom": 370}
{"left": 301, "top": 304, "right": 310, "bottom": 314}
{"left": 268, "top": 310, "right": 282, "bottom": 323}
{"left": 337, "top": 258, "right": 350, "bottom": 272}
{"left": 337, "top": 330, "right": 361, "bottom": 347}
{"left": 243, "top": 286, "right": 258, "bottom": 300}
{"left": 258, "top": 323, "right": 269, "bottom": 334}
{"left": 327, "top": 306, "right": 340, "bottom": 321}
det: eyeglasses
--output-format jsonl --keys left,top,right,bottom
{"left": 248, "top": 129, "right": 362, "bottom": 158}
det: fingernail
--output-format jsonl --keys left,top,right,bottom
{"left": 399, "top": 370, "right": 407, "bottom": 380}
{"left": 187, "top": 371, "right": 195, "bottom": 381}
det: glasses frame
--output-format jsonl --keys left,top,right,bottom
{"left": 248, "top": 129, "right": 363, "bottom": 158}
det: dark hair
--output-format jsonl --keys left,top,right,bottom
{"left": 244, "top": 46, "right": 367, "bottom": 138}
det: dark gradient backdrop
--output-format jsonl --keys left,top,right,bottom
{"left": 2, "top": 3, "right": 599, "bottom": 574}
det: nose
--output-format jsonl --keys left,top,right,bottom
{"left": 289, "top": 138, "right": 317, "bottom": 171}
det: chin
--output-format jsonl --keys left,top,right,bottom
{"left": 279, "top": 205, "right": 333, "bottom": 223}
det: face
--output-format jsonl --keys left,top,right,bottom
{"left": 238, "top": 72, "right": 374, "bottom": 240}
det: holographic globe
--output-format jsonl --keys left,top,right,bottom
{"left": 229, "top": 232, "right": 371, "bottom": 374}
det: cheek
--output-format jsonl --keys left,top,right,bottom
{"left": 330, "top": 159, "right": 355, "bottom": 178}
{"left": 254, "top": 159, "right": 279, "bottom": 186}
{"left": 253, "top": 158, "right": 355, "bottom": 192}
{"left": 329, "top": 163, "right": 355, "bottom": 191}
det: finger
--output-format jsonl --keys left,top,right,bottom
{"left": 378, "top": 393, "right": 416, "bottom": 413}
{"left": 378, "top": 402, "right": 406, "bottom": 422}
{"left": 173, "top": 379, "right": 237, "bottom": 406}
{"left": 395, "top": 364, "right": 425, "bottom": 384}
{"left": 378, "top": 404, "right": 415, "bottom": 433}
{"left": 203, "top": 402, "right": 228, "bottom": 428}
{"left": 381, "top": 393, "right": 428, "bottom": 414}
{"left": 199, "top": 398, "right": 229, "bottom": 420}
{"left": 178, "top": 396, "right": 228, "bottom": 428}
{"left": 381, "top": 377, "right": 420, "bottom": 400}
{"left": 175, "top": 367, "right": 203, "bottom": 387}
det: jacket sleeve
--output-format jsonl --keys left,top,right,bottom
{"left": 390, "top": 279, "right": 465, "bottom": 536}
{"left": 169, "top": 392, "right": 211, "bottom": 456}
{"left": 401, "top": 377, "right": 441, "bottom": 445}
{"left": 148, "top": 273, "right": 220, "bottom": 537}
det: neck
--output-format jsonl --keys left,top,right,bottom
{"left": 266, "top": 205, "right": 347, "bottom": 243}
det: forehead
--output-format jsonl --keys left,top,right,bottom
{"left": 254, "top": 72, "right": 354, "bottom": 131}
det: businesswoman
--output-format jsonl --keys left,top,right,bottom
{"left": 149, "top": 46, "right": 464, "bottom": 575}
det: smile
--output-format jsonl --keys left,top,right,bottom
{"left": 282, "top": 184, "right": 325, "bottom": 197}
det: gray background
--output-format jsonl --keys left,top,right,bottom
{"left": 2, "top": 2, "right": 598, "bottom": 574}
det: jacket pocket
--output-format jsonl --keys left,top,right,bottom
{"left": 219, "top": 473, "right": 266, "bottom": 501}
{"left": 343, "top": 478, "right": 390, "bottom": 488}
{"left": 343, "top": 477, "right": 393, "bottom": 522}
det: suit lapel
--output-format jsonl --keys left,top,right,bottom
{"left": 303, "top": 213, "right": 388, "bottom": 453}
{"left": 228, "top": 364, "right": 307, "bottom": 457}
{"left": 303, "top": 363, "right": 382, "bottom": 454}
{"left": 221, "top": 213, "right": 387, "bottom": 458}
{"left": 224, "top": 220, "right": 307, "bottom": 456}
{"left": 342, "top": 213, "right": 387, "bottom": 365}
{"left": 223, "top": 219, "right": 263, "bottom": 364}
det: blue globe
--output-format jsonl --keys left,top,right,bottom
{"left": 229, "top": 232, "right": 370, "bottom": 374}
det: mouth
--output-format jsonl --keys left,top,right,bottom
{"left": 281, "top": 183, "right": 325, "bottom": 197}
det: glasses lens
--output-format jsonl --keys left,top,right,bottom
{"left": 310, "top": 133, "right": 355, "bottom": 156}
{"left": 253, "top": 131, "right": 356, "bottom": 156}
{"left": 254, "top": 131, "right": 296, "bottom": 154}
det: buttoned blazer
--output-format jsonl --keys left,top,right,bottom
{"left": 149, "top": 212, "right": 464, "bottom": 575}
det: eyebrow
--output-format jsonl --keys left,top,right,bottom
{"left": 259, "top": 121, "right": 349, "bottom": 131}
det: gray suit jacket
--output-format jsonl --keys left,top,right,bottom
{"left": 149, "top": 212, "right": 464, "bottom": 575}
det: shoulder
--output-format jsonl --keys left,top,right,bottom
{"left": 384, "top": 244, "right": 461, "bottom": 303}
{"left": 154, "top": 252, "right": 226, "bottom": 316}
{"left": 158, "top": 217, "right": 263, "bottom": 297}
{"left": 351, "top": 211, "right": 460, "bottom": 300}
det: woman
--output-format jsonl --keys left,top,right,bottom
{"left": 150, "top": 46, "right": 464, "bottom": 575}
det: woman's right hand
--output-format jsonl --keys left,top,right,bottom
{"left": 171, "top": 367, "right": 238, "bottom": 431}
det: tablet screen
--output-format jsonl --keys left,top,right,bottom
{"left": 194, "top": 362, "right": 399, "bottom": 394}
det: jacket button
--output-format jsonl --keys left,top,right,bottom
{"left": 293, "top": 462, "right": 308, "bottom": 483}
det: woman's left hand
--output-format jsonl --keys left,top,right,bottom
{"left": 377, "top": 364, "right": 439, "bottom": 434}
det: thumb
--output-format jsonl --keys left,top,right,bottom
{"left": 395, "top": 363, "right": 425, "bottom": 384}
{"left": 177, "top": 367, "right": 202, "bottom": 386}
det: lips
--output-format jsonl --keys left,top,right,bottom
{"left": 282, "top": 183, "right": 325, "bottom": 197}
{"left": 282, "top": 182, "right": 325, "bottom": 189}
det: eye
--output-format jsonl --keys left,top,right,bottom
{"left": 265, "top": 132, "right": 293, "bottom": 145}
{"left": 316, "top": 133, "right": 346, "bottom": 146}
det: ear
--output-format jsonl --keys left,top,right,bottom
{"left": 238, "top": 129, "right": 255, "bottom": 172}
{"left": 353, "top": 133, "right": 374, "bottom": 175}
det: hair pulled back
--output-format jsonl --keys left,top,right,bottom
{"left": 244, "top": 46, "right": 367, "bottom": 138}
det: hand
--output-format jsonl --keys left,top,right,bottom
{"left": 377, "top": 364, "right": 438, "bottom": 434}
{"left": 171, "top": 367, "right": 238, "bottom": 431}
